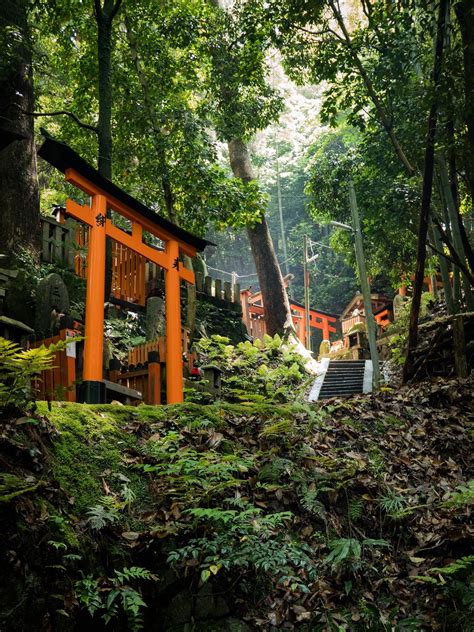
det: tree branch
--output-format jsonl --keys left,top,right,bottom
{"left": 432, "top": 214, "right": 474, "bottom": 284}
{"left": 93, "top": 0, "right": 103, "bottom": 21}
{"left": 110, "top": 0, "right": 123, "bottom": 21}
{"left": 327, "top": 0, "right": 416, "bottom": 176}
{"left": 2, "top": 103, "right": 99, "bottom": 134}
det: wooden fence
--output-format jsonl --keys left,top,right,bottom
{"left": 29, "top": 328, "right": 195, "bottom": 406}
{"left": 29, "top": 329, "right": 77, "bottom": 402}
{"left": 195, "top": 272, "right": 240, "bottom": 306}
{"left": 341, "top": 314, "right": 366, "bottom": 334}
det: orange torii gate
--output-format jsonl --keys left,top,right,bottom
{"left": 38, "top": 135, "right": 209, "bottom": 404}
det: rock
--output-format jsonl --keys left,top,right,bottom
{"left": 164, "top": 589, "right": 193, "bottom": 627}
{"left": 146, "top": 296, "right": 165, "bottom": 340}
{"left": 319, "top": 339, "right": 331, "bottom": 357}
{"left": 35, "top": 273, "right": 69, "bottom": 336}
{"left": 194, "top": 582, "right": 229, "bottom": 619}
{"left": 393, "top": 293, "right": 407, "bottom": 321}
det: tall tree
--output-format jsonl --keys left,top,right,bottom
{"left": 0, "top": 0, "right": 40, "bottom": 255}
{"left": 403, "top": 0, "right": 449, "bottom": 382}
{"left": 455, "top": 0, "right": 474, "bottom": 206}
{"left": 206, "top": 0, "right": 295, "bottom": 337}
{"left": 93, "top": 0, "right": 122, "bottom": 180}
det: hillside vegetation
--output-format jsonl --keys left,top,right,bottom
{"left": 0, "top": 375, "right": 472, "bottom": 630}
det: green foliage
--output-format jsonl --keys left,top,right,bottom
{"left": 348, "top": 496, "right": 364, "bottom": 522}
{"left": 40, "top": 403, "right": 147, "bottom": 515}
{"left": 378, "top": 489, "right": 407, "bottom": 518}
{"left": 386, "top": 293, "right": 437, "bottom": 365}
{"left": 442, "top": 480, "right": 474, "bottom": 509}
{"left": 168, "top": 504, "right": 315, "bottom": 593}
{"left": 191, "top": 334, "right": 310, "bottom": 403}
{"left": 0, "top": 473, "right": 41, "bottom": 503}
{"left": 87, "top": 497, "right": 121, "bottom": 531}
{"left": 104, "top": 313, "right": 146, "bottom": 364}
{"left": 34, "top": 0, "right": 267, "bottom": 236}
{"left": 0, "top": 337, "right": 65, "bottom": 412}
{"left": 324, "top": 537, "right": 389, "bottom": 572}
{"left": 75, "top": 566, "right": 155, "bottom": 631}
{"left": 143, "top": 430, "right": 254, "bottom": 504}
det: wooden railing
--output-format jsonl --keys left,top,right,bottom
{"left": 341, "top": 314, "right": 366, "bottom": 334}
{"left": 127, "top": 338, "right": 165, "bottom": 366}
{"left": 28, "top": 329, "right": 77, "bottom": 402}
{"left": 111, "top": 241, "right": 147, "bottom": 306}
{"left": 108, "top": 355, "right": 161, "bottom": 405}
{"left": 195, "top": 272, "right": 240, "bottom": 305}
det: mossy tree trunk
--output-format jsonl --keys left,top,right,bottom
{"left": 93, "top": 0, "right": 122, "bottom": 300}
{"left": 0, "top": 0, "right": 40, "bottom": 257}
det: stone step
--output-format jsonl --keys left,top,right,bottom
{"left": 328, "top": 361, "right": 366, "bottom": 367}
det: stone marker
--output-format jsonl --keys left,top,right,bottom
{"left": 35, "top": 273, "right": 70, "bottom": 336}
{"left": 393, "top": 293, "right": 407, "bottom": 321}
{"left": 146, "top": 296, "right": 165, "bottom": 340}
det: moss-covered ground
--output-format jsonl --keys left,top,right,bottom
{"left": 0, "top": 377, "right": 473, "bottom": 631}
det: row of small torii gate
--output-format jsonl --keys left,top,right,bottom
{"left": 37, "top": 134, "right": 392, "bottom": 406}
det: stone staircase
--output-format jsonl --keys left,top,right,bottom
{"left": 308, "top": 359, "right": 374, "bottom": 402}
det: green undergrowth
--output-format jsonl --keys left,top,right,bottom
{"left": 188, "top": 334, "right": 313, "bottom": 404}
{"left": 1, "top": 377, "right": 473, "bottom": 630}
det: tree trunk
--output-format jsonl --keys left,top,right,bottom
{"left": 455, "top": 0, "right": 474, "bottom": 204}
{"left": 93, "top": 0, "right": 121, "bottom": 300}
{"left": 430, "top": 222, "right": 454, "bottom": 314}
{"left": 228, "top": 139, "right": 294, "bottom": 337}
{"left": 438, "top": 155, "right": 474, "bottom": 309}
{"left": 0, "top": 0, "right": 40, "bottom": 256}
{"left": 95, "top": 6, "right": 114, "bottom": 180}
{"left": 403, "top": 0, "right": 448, "bottom": 382}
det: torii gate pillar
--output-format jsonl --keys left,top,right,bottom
{"left": 80, "top": 194, "right": 107, "bottom": 403}
{"left": 165, "top": 239, "right": 184, "bottom": 403}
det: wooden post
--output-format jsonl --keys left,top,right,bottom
{"left": 348, "top": 181, "right": 381, "bottom": 389}
{"left": 303, "top": 235, "right": 311, "bottom": 350}
{"left": 215, "top": 278, "right": 222, "bottom": 300}
{"left": 60, "top": 329, "right": 76, "bottom": 402}
{"left": 431, "top": 222, "right": 455, "bottom": 314}
{"left": 195, "top": 271, "right": 203, "bottom": 292}
{"left": 204, "top": 275, "right": 212, "bottom": 297}
{"left": 165, "top": 239, "right": 183, "bottom": 403}
{"left": 147, "top": 351, "right": 161, "bottom": 405}
{"left": 81, "top": 194, "right": 107, "bottom": 403}
{"left": 224, "top": 281, "right": 232, "bottom": 302}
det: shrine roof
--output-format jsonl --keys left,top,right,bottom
{"left": 38, "top": 133, "right": 211, "bottom": 252}
{"left": 340, "top": 293, "right": 393, "bottom": 320}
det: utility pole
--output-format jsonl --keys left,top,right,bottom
{"left": 303, "top": 235, "right": 310, "bottom": 350}
{"left": 348, "top": 181, "right": 381, "bottom": 390}
{"left": 303, "top": 236, "right": 319, "bottom": 352}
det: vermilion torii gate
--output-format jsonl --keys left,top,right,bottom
{"left": 39, "top": 135, "right": 209, "bottom": 404}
